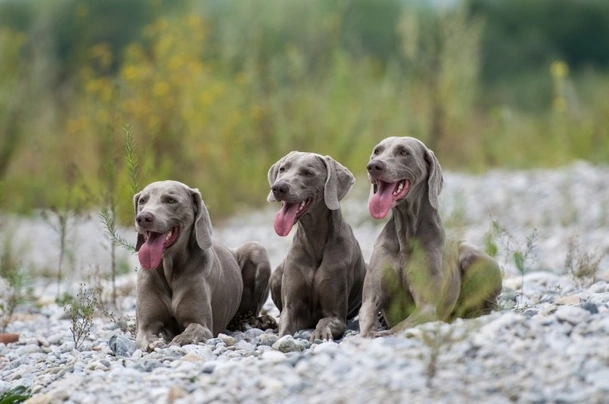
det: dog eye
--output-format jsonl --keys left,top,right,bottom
{"left": 373, "top": 148, "right": 380, "bottom": 155}
{"left": 165, "top": 197, "right": 177, "bottom": 204}
{"left": 138, "top": 198, "right": 146, "bottom": 204}
{"left": 399, "top": 148, "right": 410, "bottom": 156}
{"left": 278, "top": 166, "right": 285, "bottom": 173}
{"left": 302, "top": 170, "right": 314, "bottom": 177}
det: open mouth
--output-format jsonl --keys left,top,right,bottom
{"left": 369, "top": 179, "right": 410, "bottom": 219}
{"left": 144, "top": 226, "right": 180, "bottom": 249}
{"left": 138, "top": 226, "right": 180, "bottom": 269}
{"left": 273, "top": 197, "right": 313, "bottom": 237}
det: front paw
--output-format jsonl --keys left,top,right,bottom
{"left": 136, "top": 334, "right": 165, "bottom": 352}
{"left": 311, "top": 326, "right": 334, "bottom": 342}
{"left": 171, "top": 323, "right": 213, "bottom": 346}
{"left": 374, "top": 329, "right": 394, "bottom": 338}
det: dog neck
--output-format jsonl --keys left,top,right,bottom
{"left": 294, "top": 202, "right": 344, "bottom": 258}
{"left": 389, "top": 183, "right": 445, "bottom": 254}
{"left": 159, "top": 234, "right": 211, "bottom": 283}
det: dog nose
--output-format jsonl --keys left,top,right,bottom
{"left": 272, "top": 182, "right": 289, "bottom": 198}
{"left": 136, "top": 211, "right": 155, "bottom": 225}
{"left": 367, "top": 159, "right": 385, "bottom": 174}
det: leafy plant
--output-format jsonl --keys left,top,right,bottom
{"left": 0, "top": 238, "right": 30, "bottom": 333}
{"left": 57, "top": 284, "right": 98, "bottom": 350}
{"left": 565, "top": 235, "right": 605, "bottom": 288}
{"left": 489, "top": 220, "right": 538, "bottom": 309}
{"left": 0, "top": 385, "right": 31, "bottom": 404}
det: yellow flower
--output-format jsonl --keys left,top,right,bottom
{"left": 550, "top": 61, "right": 569, "bottom": 78}
{"left": 153, "top": 81, "right": 170, "bottom": 98}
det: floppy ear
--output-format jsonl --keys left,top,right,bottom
{"left": 322, "top": 155, "right": 355, "bottom": 210}
{"left": 133, "top": 192, "right": 145, "bottom": 252}
{"left": 424, "top": 147, "right": 443, "bottom": 209}
{"left": 190, "top": 188, "right": 213, "bottom": 250}
{"left": 267, "top": 151, "right": 298, "bottom": 202}
{"left": 266, "top": 160, "right": 280, "bottom": 202}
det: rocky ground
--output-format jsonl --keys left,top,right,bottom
{"left": 1, "top": 161, "right": 609, "bottom": 403}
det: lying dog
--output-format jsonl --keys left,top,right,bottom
{"left": 358, "top": 137, "right": 502, "bottom": 337}
{"left": 268, "top": 152, "right": 366, "bottom": 341}
{"left": 134, "top": 180, "right": 271, "bottom": 350}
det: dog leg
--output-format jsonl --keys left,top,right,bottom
{"left": 235, "top": 242, "right": 272, "bottom": 316}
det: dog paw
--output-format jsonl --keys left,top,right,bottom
{"left": 252, "top": 314, "right": 278, "bottom": 330}
{"left": 310, "top": 327, "right": 334, "bottom": 343}
{"left": 374, "top": 330, "right": 394, "bottom": 338}
{"left": 148, "top": 339, "right": 167, "bottom": 351}
{"left": 171, "top": 324, "right": 213, "bottom": 346}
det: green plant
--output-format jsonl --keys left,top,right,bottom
{"left": 90, "top": 265, "right": 135, "bottom": 335}
{"left": 565, "top": 235, "right": 605, "bottom": 288}
{"left": 489, "top": 221, "right": 538, "bottom": 309}
{"left": 57, "top": 284, "right": 97, "bottom": 350}
{"left": 41, "top": 163, "right": 91, "bottom": 297}
{"left": 0, "top": 239, "right": 29, "bottom": 333}
{"left": 419, "top": 321, "right": 477, "bottom": 388}
{"left": 0, "top": 385, "right": 32, "bottom": 404}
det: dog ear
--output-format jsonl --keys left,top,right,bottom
{"left": 133, "top": 192, "right": 145, "bottom": 252}
{"left": 322, "top": 155, "right": 355, "bottom": 210}
{"left": 267, "top": 151, "right": 298, "bottom": 202}
{"left": 190, "top": 187, "right": 213, "bottom": 250}
{"left": 424, "top": 147, "right": 443, "bottom": 209}
{"left": 266, "top": 161, "right": 279, "bottom": 202}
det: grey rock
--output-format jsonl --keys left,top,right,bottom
{"left": 108, "top": 335, "right": 137, "bottom": 357}
{"left": 257, "top": 333, "right": 278, "bottom": 347}
{"left": 555, "top": 306, "right": 591, "bottom": 325}
{"left": 581, "top": 302, "right": 599, "bottom": 314}
{"left": 272, "top": 336, "right": 305, "bottom": 353}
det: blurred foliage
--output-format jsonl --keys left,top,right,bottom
{"left": 0, "top": 0, "right": 608, "bottom": 221}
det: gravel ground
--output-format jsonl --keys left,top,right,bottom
{"left": 1, "top": 161, "right": 609, "bottom": 403}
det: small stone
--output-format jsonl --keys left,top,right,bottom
{"left": 581, "top": 302, "right": 599, "bottom": 314}
{"left": 234, "top": 340, "right": 255, "bottom": 353}
{"left": 205, "top": 338, "right": 222, "bottom": 346}
{"left": 556, "top": 306, "right": 591, "bottom": 325}
{"left": 218, "top": 333, "right": 236, "bottom": 347}
{"left": 587, "top": 369, "right": 609, "bottom": 390}
{"left": 555, "top": 294, "right": 581, "bottom": 305}
{"left": 257, "top": 333, "right": 278, "bottom": 347}
{"left": 182, "top": 353, "right": 203, "bottom": 362}
{"left": 131, "top": 349, "right": 143, "bottom": 359}
{"left": 243, "top": 328, "right": 265, "bottom": 340}
{"left": 0, "top": 334, "right": 19, "bottom": 344}
{"left": 108, "top": 335, "right": 137, "bottom": 357}
{"left": 539, "top": 303, "right": 557, "bottom": 316}
{"left": 272, "top": 335, "right": 304, "bottom": 353}
{"left": 167, "top": 386, "right": 188, "bottom": 403}
{"left": 201, "top": 362, "right": 216, "bottom": 374}
{"left": 261, "top": 350, "right": 286, "bottom": 361}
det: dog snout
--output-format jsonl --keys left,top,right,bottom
{"left": 136, "top": 211, "right": 155, "bottom": 227}
{"left": 367, "top": 159, "right": 385, "bottom": 175}
{"left": 272, "top": 181, "right": 289, "bottom": 199}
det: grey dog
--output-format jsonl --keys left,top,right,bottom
{"left": 358, "top": 137, "right": 502, "bottom": 337}
{"left": 267, "top": 152, "right": 366, "bottom": 341}
{"left": 134, "top": 180, "right": 271, "bottom": 350}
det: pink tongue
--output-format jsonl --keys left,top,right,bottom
{"left": 274, "top": 202, "right": 300, "bottom": 237}
{"left": 368, "top": 181, "right": 396, "bottom": 219}
{"left": 138, "top": 232, "right": 165, "bottom": 269}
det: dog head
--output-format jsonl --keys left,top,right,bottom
{"left": 267, "top": 151, "right": 355, "bottom": 236}
{"left": 133, "top": 180, "right": 212, "bottom": 269}
{"left": 366, "top": 136, "right": 443, "bottom": 219}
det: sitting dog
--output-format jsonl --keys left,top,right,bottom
{"left": 268, "top": 152, "right": 366, "bottom": 341}
{"left": 358, "top": 137, "right": 502, "bottom": 337}
{"left": 134, "top": 180, "right": 271, "bottom": 350}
